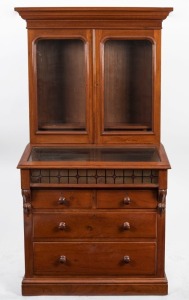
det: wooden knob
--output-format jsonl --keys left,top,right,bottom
{"left": 123, "top": 255, "right": 130, "bottom": 263}
{"left": 58, "top": 222, "right": 66, "bottom": 230}
{"left": 59, "top": 255, "right": 66, "bottom": 263}
{"left": 58, "top": 196, "right": 67, "bottom": 205}
{"left": 123, "top": 221, "right": 130, "bottom": 230}
{"left": 123, "top": 196, "right": 131, "bottom": 205}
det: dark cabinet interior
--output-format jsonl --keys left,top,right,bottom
{"left": 17, "top": 25, "right": 167, "bottom": 145}
{"left": 36, "top": 39, "right": 86, "bottom": 132}
{"left": 104, "top": 39, "right": 153, "bottom": 132}
{"left": 36, "top": 37, "right": 153, "bottom": 135}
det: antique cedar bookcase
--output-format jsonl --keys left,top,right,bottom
{"left": 15, "top": 7, "right": 172, "bottom": 295}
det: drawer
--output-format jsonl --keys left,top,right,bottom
{"left": 33, "top": 242, "right": 156, "bottom": 276}
{"left": 32, "top": 189, "right": 93, "bottom": 209}
{"left": 33, "top": 212, "right": 157, "bottom": 239}
{"left": 97, "top": 189, "right": 157, "bottom": 209}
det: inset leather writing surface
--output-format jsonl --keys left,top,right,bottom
{"left": 29, "top": 147, "right": 160, "bottom": 162}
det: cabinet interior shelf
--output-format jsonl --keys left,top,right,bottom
{"left": 39, "top": 122, "right": 86, "bottom": 131}
{"left": 104, "top": 123, "right": 151, "bottom": 131}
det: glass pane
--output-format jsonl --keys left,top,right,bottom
{"left": 29, "top": 147, "right": 160, "bottom": 162}
{"left": 104, "top": 40, "right": 152, "bottom": 131}
{"left": 36, "top": 39, "right": 86, "bottom": 131}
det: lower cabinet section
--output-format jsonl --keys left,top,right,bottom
{"left": 33, "top": 242, "right": 157, "bottom": 276}
{"left": 21, "top": 184, "right": 168, "bottom": 295}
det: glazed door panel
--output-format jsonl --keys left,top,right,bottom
{"left": 29, "top": 29, "right": 93, "bottom": 144}
{"left": 95, "top": 29, "right": 160, "bottom": 144}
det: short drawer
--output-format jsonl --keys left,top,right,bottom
{"left": 32, "top": 189, "right": 93, "bottom": 209}
{"left": 33, "top": 212, "right": 157, "bottom": 239}
{"left": 97, "top": 189, "right": 157, "bottom": 209}
{"left": 33, "top": 242, "right": 156, "bottom": 276}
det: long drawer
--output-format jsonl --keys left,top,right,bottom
{"left": 33, "top": 211, "right": 157, "bottom": 239}
{"left": 32, "top": 189, "right": 93, "bottom": 209}
{"left": 33, "top": 242, "right": 156, "bottom": 276}
{"left": 97, "top": 189, "right": 157, "bottom": 209}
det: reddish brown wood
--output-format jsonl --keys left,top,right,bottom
{"left": 33, "top": 211, "right": 157, "bottom": 239}
{"left": 21, "top": 188, "right": 33, "bottom": 278}
{"left": 14, "top": 7, "right": 173, "bottom": 31}
{"left": 20, "top": 170, "right": 30, "bottom": 189}
{"left": 15, "top": 7, "right": 172, "bottom": 296}
{"left": 22, "top": 277, "right": 168, "bottom": 296}
{"left": 32, "top": 189, "right": 93, "bottom": 209}
{"left": 95, "top": 29, "right": 159, "bottom": 144}
{"left": 22, "top": 190, "right": 32, "bottom": 215}
{"left": 27, "top": 29, "right": 93, "bottom": 144}
{"left": 158, "top": 189, "right": 167, "bottom": 214}
{"left": 97, "top": 189, "right": 157, "bottom": 209}
{"left": 33, "top": 242, "right": 156, "bottom": 276}
{"left": 156, "top": 188, "right": 167, "bottom": 277}
{"left": 159, "top": 169, "right": 168, "bottom": 189}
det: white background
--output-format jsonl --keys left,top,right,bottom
{"left": 0, "top": 0, "right": 188, "bottom": 299}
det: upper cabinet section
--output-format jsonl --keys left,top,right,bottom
{"left": 15, "top": 7, "right": 173, "bottom": 145}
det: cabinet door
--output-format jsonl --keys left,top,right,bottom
{"left": 95, "top": 30, "right": 160, "bottom": 144}
{"left": 29, "top": 29, "right": 93, "bottom": 144}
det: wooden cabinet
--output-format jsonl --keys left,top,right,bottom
{"left": 15, "top": 7, "right": 172, "bottom": 296}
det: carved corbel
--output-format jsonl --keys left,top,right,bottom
{"left": 158, "top": 189, "right": 167, "bottom": 214}
{"left": 22, "top": 189, "right": 32, "bottom": 215}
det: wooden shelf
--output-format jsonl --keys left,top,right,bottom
{"left": 104, "top": 123, "right": 151, "bottom": 131}
{"left": 39, "top": 122, "right": 86, "bottom": 131}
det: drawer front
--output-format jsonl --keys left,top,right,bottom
{"left": 33, "top": 212, "right": 157, "bottom": 239}
{"left": 97, "top": 189, "right": 157, "bottom": 209}
{"left": 32, "top": 189, "right": 93, "bottom": 209}
{"left": 33, "top": 242, "right": 156, "bottom": 276}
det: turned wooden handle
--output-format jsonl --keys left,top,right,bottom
{"left": 58, "top": 222, "right": 66, "bottom": 230}
{"left": 58, "top": 196, "right": 67, "bottom": 205}
{"left": 123, "top": 255, "right": 130, "bottom": 263}
{"left": 59, "top": 255, "right": 66, "bottom": 263}
{"left": 123, "top": 221, "right": 130, "bottom": 230}
{"left": 123, "top": 196, "right": 131, "bottom": 205}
